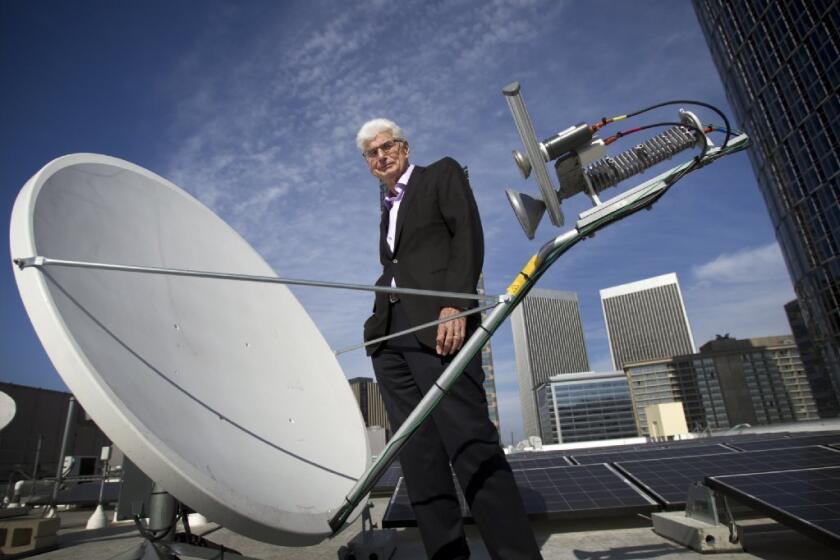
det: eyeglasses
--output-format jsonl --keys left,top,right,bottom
{"left": 363, "top": 139, "right": 404, "bottom": 160}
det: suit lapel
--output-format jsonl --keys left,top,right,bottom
{"left": 379, "top": 203, "right": 391, "bottom": 259}
{"left": 393, "top": 165, "right": 424, "bottom": 253}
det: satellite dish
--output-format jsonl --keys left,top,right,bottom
{"left": 0, "top": 391, "right": 16, "bottom": 431}
{"left": 9, "top": 154, "right": 369, "bottom": 545}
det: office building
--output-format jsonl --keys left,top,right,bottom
{"left": 785, "top": 299, "right": 839, "bottom": 417}
{"left": 348, "top": 377, "right": 390, "bottom": 435}
{"left": 0, "top": 382, "right": 113, "bottom": 482}
{"left": 536, "top": 371, "right": 638, "bottom": 444}
{"left": 625, "top": 357, "right": 729, "bottom": 437}
{"left": 753, "top": 335, "right": 819, "bottom": 421}
{"left": 477, "top": 275, "right": 500, "bottom": 432}
{"left": 694, "top": 0, "right": 840, "bottom": 412}
{"left": 511, "top": 288, "right": 590, "bottom": 439}
{"left": 698, "top": 337, "right": 797, "bottom": 426}
{"left": 601, "top": 273, "right": 696, "bottom": 370}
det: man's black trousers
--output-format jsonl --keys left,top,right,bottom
{"left": 371, "top": 301, "right": 542, "bottom": 560}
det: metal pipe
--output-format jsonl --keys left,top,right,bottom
{"left": 97, "top": 461, "right": 108, "bottom": 504}
{"left": 147, "top": 482, "right": 177, "bottom": 542}
{"left": 50, "top": 396, "right": 75, "bottom": 513}
{"left": 12, "top": 257, "right": 500, "bottom": 303}
{"left": 334, "top": 302, "right": 499, "bottom": 355}
{"left": 31, "top": 434, "right": 42, "bottom": 480}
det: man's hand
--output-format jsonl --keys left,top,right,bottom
{"left": 436, "top": 307, "right": 466, "bottom": 356}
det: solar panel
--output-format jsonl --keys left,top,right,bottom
{"left": 572, "top": 444, "right": 735, "bottom": 465}
{"left": 506, "top": 449, "right": 569, "bottom": 461}
{"left": 372, "top": 462, "right": 403, "bottom": 495}
{"left": 506, "top": 453, "right": 573, "bottom": 469}
{"left": 728, "top": 433, "right": 840, "bottom": 452}
{"left": 381, "top": 464, "right": 658, "bottom": 527}
{"left": 372, "top": 450, "right": 574, "bottom": 495}
{"left": 707, "top": 467, "right": 840, "bottom": 548}
{"left": 615, "top": 445, "right": 840, "bottom": 507}
{"left": 371, "top": 452, "right": 573, "bottom": 494}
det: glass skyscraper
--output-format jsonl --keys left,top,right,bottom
{"left": 537, "top": 372, "right": 638, "bottom": 444}
{"left": 693, "top": 0, "right": 840, "bottom": 415}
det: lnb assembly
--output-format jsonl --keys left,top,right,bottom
{"left": 503, "top": 81, "right": 729, "bottom": 239}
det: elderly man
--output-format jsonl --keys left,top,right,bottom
{"left": 358, "top": 118, "right": 541, "bottom": 560}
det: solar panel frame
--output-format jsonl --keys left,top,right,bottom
{"left": 505, "top": 449, "right": 571, "bottom": 461}
{"left": 572, "top": 443, "right": 735, "bottom": 465}
{"left": 614, "top": 445, "right": 840, "bottom": 508}
{"left": 507, "top": 454, "right": 574, "bottom": 469}
{"left": 706, "top": 466, "right": 840, "bottom": 548}
{"left": 381, "top": 464, "right": 658, "bottom": 527}
{"left": 371, "top": 453, "right": 574, "bottom": 495}
{"left": 726, "top": 433, "right": 840, "bottom": 452}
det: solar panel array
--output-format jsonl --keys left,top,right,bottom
{"left": 726, "top": 432, "right": 840, "bottom": 452}
{"left": 512, "top": 464, "right": 658, "bottom": 519}
{"left": 373, "top": 452, "right": 574, "bottom": 494}
{"left": 382, "top": 464, "right": 657, "bottom": 527}
{"left": 506, "top": 453, "right": 573, "bottom": 470}
{"left": 572, "top": 443, "right": 734, "bottom": 465}
{"left": 615, "top": 446, "right": 840, "bottom": 507}
{"left": 707, "top": 466, "right": 840, "bottom": 547}
{"left": 379, "top": 429, "right": 840, "bottom": 547}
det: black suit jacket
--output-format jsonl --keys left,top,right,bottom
{"left": 364, "top": 157, "right": 484, "bottom": 355}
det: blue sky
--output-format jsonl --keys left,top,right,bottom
{"left": 1, "top": 1, "right": 795, "bottom": 442}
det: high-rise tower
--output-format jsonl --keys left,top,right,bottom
{"left": 601, "top": 273, "right": 696, "bottom": 370}
{"left": 693, "top": 0, "right": 840, "bottom": 414}
{"left": 511, "top": 288, "right": 590, "bottom": 439}
{"left": 348, "top": 377, "right": 391, "bottom": 435}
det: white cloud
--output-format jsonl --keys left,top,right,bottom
{"left": 692, "top": 242, "right": 790, "bottom": 285}
{"left": 148, "top": 1, "right": 786, "bottom": 449}
{"left": 685, "top": 243, "right": 796, "bottom": 347}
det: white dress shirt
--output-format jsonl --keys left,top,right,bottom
{"left": 387, "top": 164, "right": 414, "bottom": 287}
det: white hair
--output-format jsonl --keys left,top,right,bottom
{"left": 355, "top": 118, "right": 406, "bottom": 151}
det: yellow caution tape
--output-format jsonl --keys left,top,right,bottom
{"left": 506, "top": 255, "right": 539, "bottom": 296}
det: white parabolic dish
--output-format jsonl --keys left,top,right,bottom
{"left": 9, "top": 154, "right": 370, "bottom": 545}
{"left": 0, "top": 391, "right": 16, "bottom": 431}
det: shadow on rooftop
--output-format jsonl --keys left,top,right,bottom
{"left": 573, "top": 543, "right": 689, "bottom": 559}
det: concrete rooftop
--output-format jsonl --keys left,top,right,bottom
{"left": 22, "top": 498, "right": 838, "bottom": 560}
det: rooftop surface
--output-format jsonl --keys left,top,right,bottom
{"left": 22, "top": 499, "right": 838, "bottom": 559}
{"left": 21, "top": 422, "right": 840, "bottom": 558}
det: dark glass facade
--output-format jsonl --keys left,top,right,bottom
{"left": 695, "top": 337, "right": 797, "bottom": 426}
{"left": 785, "top": 299, "right": 839, "bottom": 415}
{"left": 693, "top": 0, "right": 840, "bottom": 414}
